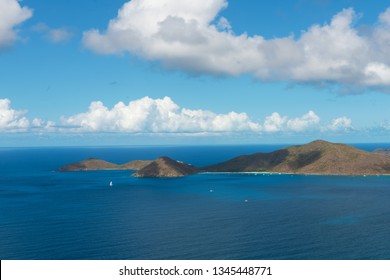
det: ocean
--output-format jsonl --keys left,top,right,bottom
{"left": 1, "top": 144, "right": 390, "bottom": 260}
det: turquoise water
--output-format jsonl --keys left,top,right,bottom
{"left": 1, "top": 145, "right": 390, "bottom": 260}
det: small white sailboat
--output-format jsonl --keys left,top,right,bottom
{"left": 109, "top": 181, "right": 113, "bottom": 187}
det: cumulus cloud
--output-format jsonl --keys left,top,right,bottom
{"left": 0, "top": 98, "right": 29, "bottom": 131}
{"left": 31, "top": 118, "right": 55, "bottom": 130}
{"left": 286, "top": 111, "right": 321, "bottom": 132}
{"left": 263, "top": 112, "right": 287, "bottom": 133}
{"left": 0, "top": 0, "right": 32, "bottom": 49}
{"left": 0, "top": 97, "right": 359, "bottom": 136}
{"left": 61, "top": 96, "right": 357, "bottom": 135}
{"left": 32, "top": 23, "right": 72, "bottom": 43}
{"left": 261, "top": 111, "right": 321, "bottom": 133}
{"left": 83, "top": 1, "right": 390, "bottom": 90}
{"left": 328, "top": 117, "right": 353, "bottom": 131}
{"left": 61, "top": 96, "right": 261, "bottom": 133}
{"left": 0, "top": 98, "right": 56, "bottom": 132}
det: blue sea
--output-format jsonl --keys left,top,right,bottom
{"left": 1, "top": 144, "right": 390, "bottom": 260}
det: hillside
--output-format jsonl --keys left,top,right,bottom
{"left": 373, "top": 148, "right": 390, "bottom": 157}
{"left": 120, "top": 160, "right": 153, "bottom": 170}
{"left": 203, "top": 140, "right": 390, "bottom": 175}
{"left": 59, "top": 158, "right": 152, "bottom": 171}
{"left": 133, "top": 157, "right": 198, "bottom": 178}
{"left": 58, "top": 158, "right": 120, "bottom": 171}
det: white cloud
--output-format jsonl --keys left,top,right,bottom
{"left": 83, "top": 1, "right": 390, "bottom": 90}
{"left": 0, "top": 98, "right": 29, "bottom": 131}
{"left": 0, "top": 0, "right": 32, "bottom": 49}
{"left": 261, "top": 110, "right": 321, "bottom": 133}
{"left": 328, "top": 117, "right": 353, "bottom": 131}
{"left": 31, "top": 118, "right": 55, "bottom": 130}
{"left": 263, "top": 112, "right": 287, "bottom": 132}
{"left": 0, "top": 97, "right": 361, "bottom": 137}
{"left": 61, "top": 96, "right": 359, "bottom": 135}
{"left": 32, "top": 23, "right": 72, "bottom": 43}
{"left": 287, "top": 111, "right": 321, "bottom": 132}
{"left": 0, "top": 98, "right": 56, "bottom": 132}
{"left": 363, "top": 63, "right": 390, "bottom": 86}
{"left": 61, "top": 96, "right": 261, "bottom": 133}
{"left": 261, "top": 111, "right": 357, "bottom": 134}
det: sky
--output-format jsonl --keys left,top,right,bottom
{"left": 1, "top": 0, "right": 390, "bottom": 146}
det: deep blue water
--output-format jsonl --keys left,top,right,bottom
{"left": 1, "top": 144, "right": 390, "bottom": 260}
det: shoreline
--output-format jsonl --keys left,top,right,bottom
{"left": 199, "top": 171, "right": 390, "bottom": 177}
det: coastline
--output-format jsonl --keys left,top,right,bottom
{"left": 200, "top": 171, "right": 390, "bottom": 177}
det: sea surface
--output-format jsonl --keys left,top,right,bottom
{"left": 1, "top": 144, "right": 390, "bottom": 260}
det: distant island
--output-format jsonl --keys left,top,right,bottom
{"left": 58, "top": 140, "right": 390, "bottom": 177}
{"left": 59, "top": 156, "right": 197, "bottom": 178}
{"left": 58, "top": 158, "right": 152, "bottom": 172}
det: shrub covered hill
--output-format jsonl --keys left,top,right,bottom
{"left": 58, "top": 158, "right": 152, "bottom": 171}
{"left": 133, "top": 157, "right": 198, "bottom": 178}
{"left": 202, "top": 140, "right": 390, "bottom": 175}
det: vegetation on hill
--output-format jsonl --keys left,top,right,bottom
{"left": 59, "top": 140, "right": 390, "bottom": 176}
{"left": 133, "top": 157, "right": 198, "bottom": 178}
{"left": 203, "top": 140, "right": 390, "bottom": 175}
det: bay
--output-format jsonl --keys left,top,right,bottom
{"left": 1, "top": 144, "right": 390, "bottom": 260}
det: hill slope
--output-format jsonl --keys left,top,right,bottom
{"left": 133, "top": 157, "right": 198, "bottom": 178}
{"left": 373, "top": 148, "right": 390, "bottom": 157}
{"left": 204, "top": 140, "right": 390, "bottom": 175}
{"left": 58, "top": 158, "right": 120, "bottom": 171}
{"left": 59, "top": 159, "right": 152, "bottom": 171}
{"left": 120, "top": 160, "right": 153, "bottom": 170}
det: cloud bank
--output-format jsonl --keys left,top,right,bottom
{"left": 83, "top": 0, "right": 390, "bottom": 90}
{"left": 0, "top": 97, "right": 363, "bottom": 135}
{"left": 61, "top": 96, "right": 261, "bottom": 133}
{"left": 0, "top": 0, "right": 32, "bottom": 49}
{"left": 60, "top": 96, "right": 352, "bottom": 134}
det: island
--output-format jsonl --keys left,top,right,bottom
{"left": 58, "top": 140, "right": 390, "bottom": 177}
{"left": 58, "top": 158, "right": 152, "bottom": 171}
{"left": 58, "top": 156, "right": 196, "bottom": 177}
{"left": 203, "top": 140, "right": 390, "bottom": 175}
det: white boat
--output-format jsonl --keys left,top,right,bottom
{"left": 109, "top": 181, "right": 113, "bottom": 187}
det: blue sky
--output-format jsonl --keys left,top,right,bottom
{"left": 1, "top": 0, "right": 390, "bottom": 146}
